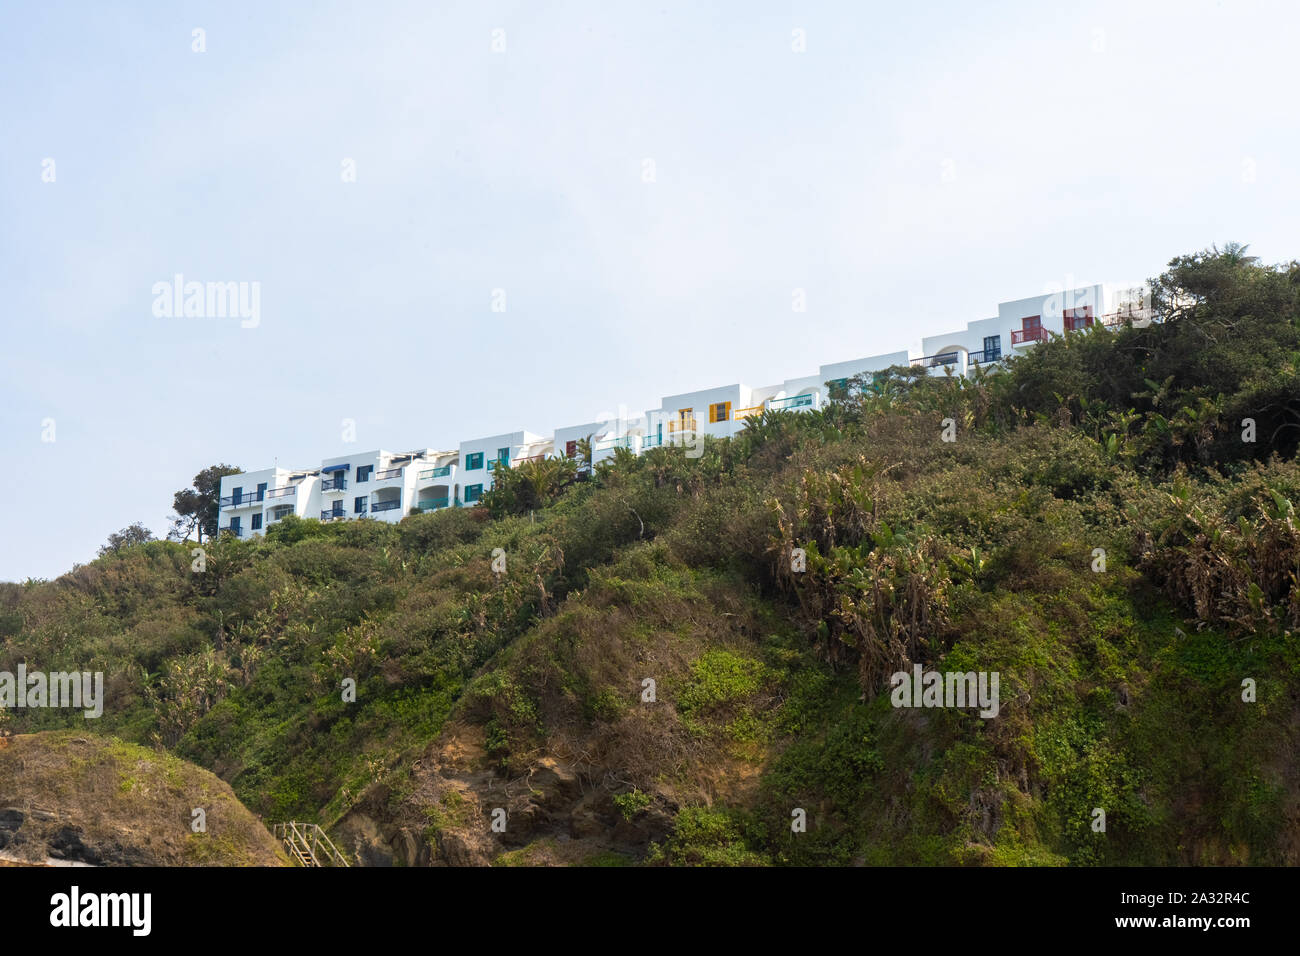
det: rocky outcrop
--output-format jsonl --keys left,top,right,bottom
{"left": 0, "top": 732, "right": 287, "bottom": 866}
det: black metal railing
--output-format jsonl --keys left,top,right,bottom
{"left": 968, "top": 349, "right": 1002, "bottom": 365}
{"left": 321, "top": 476, "right": 347, "bottom": 492}
{"left": 320, "top": 509, "right": 345, "bottom": 521}
{"left": 220, "top": 493, "right": 265, "bottom": 508}
{"left": 374, "top": 467, "right": 403, "bottom": 481}
{"left": 370, "top": 499, "right": 402, "bottom": 513}
{"left": 914, "top": 351, "right": 960, "bottom": 368}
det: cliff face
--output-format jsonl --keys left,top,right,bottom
{"left": 0, "top": 731, "right": 287, "bottom": 866}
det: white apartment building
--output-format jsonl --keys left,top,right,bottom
{"left": 218, "top": 284, "right": 1150, "bottom": 537}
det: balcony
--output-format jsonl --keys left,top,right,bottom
{"left": 264, "top": 486, "right": 296, "bottom": 499}
{"left": 417, "top": 496, "right": 450, "bottom": 512}
{"left": 915, "top": 351, "right": 961, "bottom": 369}
{"left": 220, "top": 493, "right": 264, "bottom": 509}
{"left": 595, "top": 435, "right": 635, "bottom": 452}
{"left": 766, "top": 393, "right": 814, "bottom": 411}
{"left": 370, "top": 498, "right": 402, "bottom": 513}
{"left": 320, "top": 509, "right": 346, "bottom": 521}
{"left": 321, "top": 476, "right": 347, "bottom": 492}
{"left": 418, "top": 465, "right": 453, "bottom": 480}
{"left": 1010, "top": 327, "right": 1047, "bottom": 346}
{"left": 968, "top": 349, "right": 1002, "bottom": 365}
{"left": 225, "top": 525, "right": 242, "bottom": 537}
{"left": 1100, "top": 308, "right": 1153, "bottom": 327}
{"left": 374, "top": 467, "right": 403, "bottom": 481}
{"left": 733, "top": 404, "right": 764, "bottom": 420}
{"left": 667, "top": 418, "right": 698, "bottom": 433}
{"left": 641, "top": 434, "right": 663, "bottom": 449}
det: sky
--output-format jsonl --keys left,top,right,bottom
{"left": 2, "top": 0, "right": 1298, "bottom": 581}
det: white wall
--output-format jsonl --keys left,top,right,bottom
{"left": 554, "top": 421, "right": 605, "bottom": 460}
{"left": 656, "top": 384, "right": 750, "bottom": 441}
{"left": 457, "top": 430, "right": 543, "bottom": 501}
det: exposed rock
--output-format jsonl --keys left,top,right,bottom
{"left": 0, "top": 731, "right": 287, "bottom": 866}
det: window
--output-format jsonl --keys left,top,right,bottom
{"left": 1064, "top": 307, "right": 1093, "bottom": 332}
{"left": 1023, "top": 315, "right": 1042, "bottom": 330}
{"left": 232, "top": 486, "right": 242, "bottom": 504}
{"left": 983, "top": 335, "right": 1001, "bottom": 360}
{"left": 828, "top": 378, "right": 850, "bottom": 396}
{"left": 464, "top": 483, "right": 483, "bottom": 502}
{"left": 466, "top": 452, "right": 484, "bottom": 470}
{"left": 230, "top": 517, "right": 241, "bottom": 532}
{"left": 709, "top": 402, "right": 731, "bottom": 423}
{"left": 331, "top": 501, "right": 344, "bottom": 517}
{"left": 271, "top": 505, "right": 293, "bottom": 521}
{"left": 565, "top": 440, "right": 577, "bottom": 458}
{"left": 497, "top": 447, "right": 510, "bottom": 463}
{"left": 356, "top": 465, "right": 373, "bottom": 482}
{"left": 251, "top": 513, "right": 262, "bottom": 530}
{"left": 354, "top": 496, "right": 368, "bottom": 514}
{"left": 256, "top": 482, "right": 267, "bottom": 501}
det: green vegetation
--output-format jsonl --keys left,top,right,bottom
{"left": 2, "top": 244, "right": 1298, "bottom": 866}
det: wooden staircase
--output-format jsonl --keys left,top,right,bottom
{"left": 273, "top": 822, "right": 350, "bottom": 867}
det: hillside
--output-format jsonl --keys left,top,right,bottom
{"left": 2, "top": 245, "right": 1298, "bottom": 866}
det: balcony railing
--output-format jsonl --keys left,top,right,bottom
{"left": 418, "top": 465, "right": 453, "bottom": 480}
{"left": 417, "top": 496, "right": 449, "bottom": 512}
{"left": 225, "top": 525, "right": 242, "bottom": 537}
{"left": 968, "top": 349, "right": 1002, "bottom": 365}
{"left": 264, "top": 486, "right": 296, "bottom": 499}
{"left": 370, "top": 499, "right": 402, "bottom": 513}
{"left": 766, "top": 394, "right": 814, "bottom": 411}
{"left": 1100, "top": 308, "right": 1153, "bottom": 327}
{"left": 595, "top": 436, "right": 635, "bottom": 452}
{"left": 733, "top": 404, "right": 764, "bottom": 420}
{"left": 667, "top": 418, "right": 698, "bottom": 433}
{"left": 220, "top": 493, "right": 264, "bottom": 508}
{"left": 320, "top": 509, "right": 345, "bottom": 521}
{"left": 915, "top": 351, "right": 960, "bottom": 368}
{"left": 513, "top": 454, "right": 546, "bottom": 464}
{"left": 641, "top": 435, "right": 663, "bottom": 449}
{"left": 1010, "top": 327, "right": 1047, "bottom": 345}
{"left": 321, "top": 476, "right": 347, "bottom": 492}
{"left": 374, "top": 467, "right": 403, "bottom": 481}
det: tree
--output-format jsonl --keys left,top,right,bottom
{"left": 481, "top": 456, "right": 579, "bottom": 516}
{"left": 99, "top": 522, "right": 155, "bottom": 557}
{"left": 168, "top": 464, "right": 242, "bottom": 543}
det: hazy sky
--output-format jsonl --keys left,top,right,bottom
{"left": 2, "top": 0, "right": 1298, "bottom": 581}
